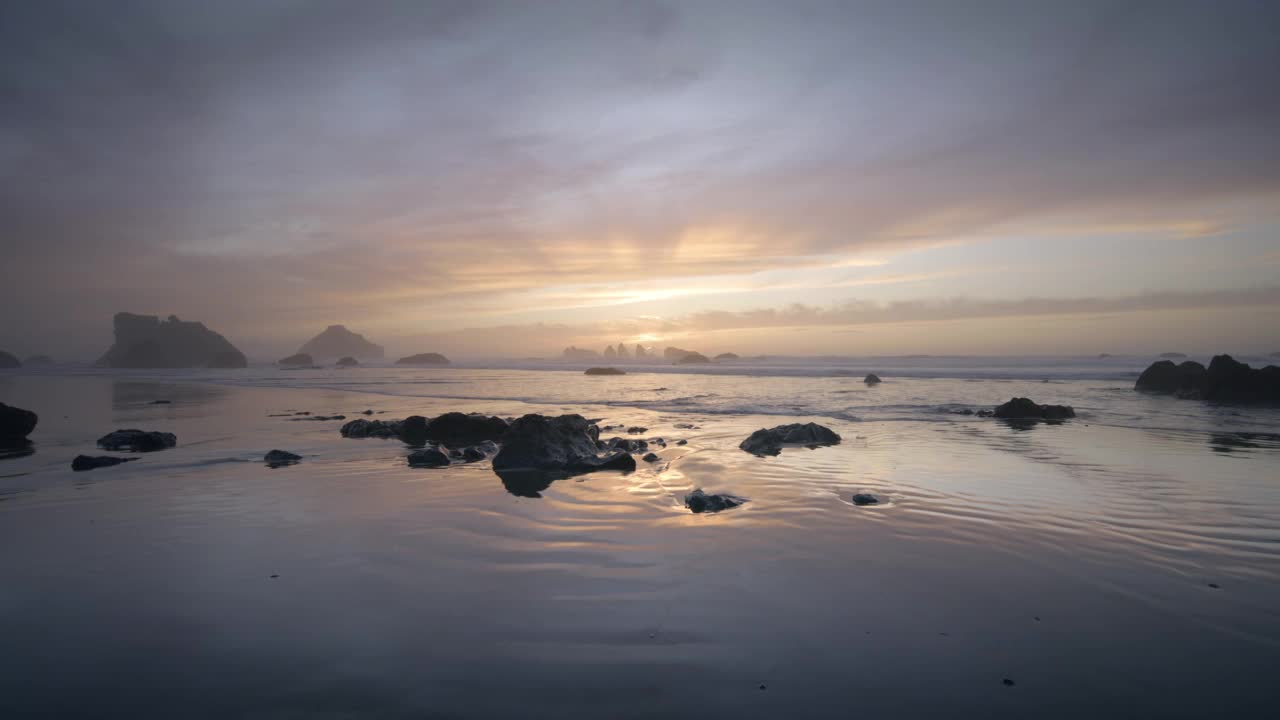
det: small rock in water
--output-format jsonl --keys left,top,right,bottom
{"left": 97, "top": 429, "right": 177, "bottom": 452}
{"left": 852, "top": 493, "right": 880, "bottom": 506}
{"left": 461, "top": 445, "right": 488, "bottom": 462}
{"left": 673, "top": 423, "right": 698, "bottom": 429}
{"left": 991, "top": 397, "right": 1075, "bottom": 420}
{"left": 739, "top": 422, "right": 841, "bottom": 456}
{"left": 1208, "top": 583, "right": 1221, "bottom": 589}
{"left": 642, "top": 452, "right": 660, "bottom": 462}
{"left": 407, "top": 447, "right": 452, "bottom": 467}
{"left": 1002, "top": 678, "right": 1016, "bottom": 687}
{"left": 264, "top": 449, "right": 302, "bottom": 467}
{"left": 1, "top": 402, "right": 39, "bottom": 443}
{"left": 675, "top": 439, "right": 688, "bottom": 445}
{"left": 71, "top": 455, "right": 138, "bottom": 472}
{"left": 607, "top": 437, "right": 648, "bottom": 453}
{"left": 149, "top": 400, "right": 172, "bottom": 405}
{"left": 685, "top": 489, "right": 746, "bottom": 514}
{"left": 627, "top": 426, "right": 648, "bottom": 434}
{"left": 864, "top": 373, "right": 882, "bottom": 385}
{"left": 362, "top": 409, "right": 375, "bottom": 415}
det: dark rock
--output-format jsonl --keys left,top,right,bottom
{"left": 714, "top": 352, "right": 739, "bottom": 360}
{"left": 340, "top": 418, "right": 398, "bottom": 438}
{"left": 585, "top": 367, "right": 626, "bottom": 375}
{"left": 627, "top": 426, "right": 648, "bottom": 434}
{"left": 335, "top": 356, "right": 359, "bottom": 367}
{"left": 864, "top": 373, "right": 882, "bottom": 385}
{"left": 493, "top": 414, "right": 636, "bottom": 474}
{"left": 71, "top": 455, "right": 139, "bottom": 471}
{"left": 606, "top": 437, "right": 648, "bottom": 453}
{"left": 264, "top": 449, "right": 302, "bottom": 467}
{"left": 1200, "top": 355, "right": 1280, "bottom": 404}
{"left": 461, "top": 445, "right": 489, "bottom": 462}
{"left": 396, "top": 352, "right": 450, "bottom": 366}
{"left": 361, "top": 409, "right": 374, "bottom": 415}
{"left": 992, "top": 398, "right": 1075, "bottom": 420}
{"left": 685, "top": 489, "right": 746, "bottom": 513}
{"left": 397, "top": 415, "right": 429, "bottom": 445}
{"left": 852, "top": 493, "right": 880, "bottom": 506}
{"left": 291, "top": 414, "right": 346, "bottom": 421}
{"left": 676, "top": 439, "right": 687, "bottom": 445}
{"left": 149, "top": 400, "right": 172, "bottom": 405}
{"left": 642, "top": 452, "right": 660, "bottom": 462}
{"left": 96, "top": 312, "right": 247, "bottom": 368}
{"left": 23, "top": 354, "right": 53, "bottom": 366}
{"left": 676, "top": 352, "right": 711, "bottom": 364}
{"left": 0, "top": 402, "right": 39, "bottom": 442}
{"left": 739, "top": 422, "right": 841, "bottom": 456}
{"left": 96, "top": 429, "right": 176, "bottom": 452}
{"left": 278, "top": 353, "right": 314, "bottom": 366}
{"left": 298, "top": 325, "right": 384, "bottom": 360}
{"left": 407, "top": 447, "right": 451, "bottom": 467}
{"left": 648, "top": 437, "right": 666, "bottom": 447}
{"left": 1135, "top": 360, "right": 1207, "bottom": 395}
{"left": 424, "top": 412, "right": 509, "bottom": 445}
{"left": 0, "top": 351, "right": 20, "bottom": 368}
{"left": 1002, "top": 678, "right": 1015, "bottom": 687}
{"left": 674, "top": 423, "right": 698, "bottom": 429}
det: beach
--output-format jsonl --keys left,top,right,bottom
{"left": 2, "top": 363, "right": 1279, "bottom": 718}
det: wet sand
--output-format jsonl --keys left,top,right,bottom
{"left": 2, "top": 374, "right": 1279, "bottom": 718}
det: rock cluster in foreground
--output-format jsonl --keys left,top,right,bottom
{"left": 739, "top": 422, "right": 841, "bottom": 456}
{"left": 493, "top": 414, "right": 635, "bottom": 474}
{"left": 1136, "top": 354, "right": 1279, "bottom": 404}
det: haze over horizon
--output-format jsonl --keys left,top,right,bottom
{"left": 2, "top": 0, "right": 1279, "bottom": 361}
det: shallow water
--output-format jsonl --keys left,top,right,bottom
{"left": 2, "top": 367, "right": 1279, "bottom": 718}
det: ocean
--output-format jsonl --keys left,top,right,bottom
{"left": 2, "top": 356, "right": 1278, "bottom": 718}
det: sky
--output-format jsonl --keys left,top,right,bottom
{"left": 1, "top": 0, "right": 1278, "bottom": 361}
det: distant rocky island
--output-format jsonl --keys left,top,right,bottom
{"left": 297, "top": 325, "right": 383, "bottom": 360}
{"left": 96, "top": 312, "right": 247, "bottom": 368}
{"left": 396, "top": 353, "right": 450, "bottom": 366}
{"left": 0, "top": 350, "right": 20, "bottom": 368}
{"left": 278, "top": 353, "right": 315, "bottom": 367}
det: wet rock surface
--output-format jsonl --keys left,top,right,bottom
{"left": 423, "top": 412, "right": 509, "bottom": 445}
{"left": 407, "top": 447, "right": 451, "bottom": 467}
{"left": 685, "top": 489, "right": 746, "bottom": 513}
{"left": 264, "top": 449, "right": 302, "bottom": 467}
{"left": 71, "top": 455, "right": 138, "bottom": 472}
{"left": 1, "top": 402, "right": 38, "bottom": 443}
{"left": 96, "top": 429, "right": 177, "bottom": 452}
{"left": 990, "top": 397, "right": 1075, "bottom": 420}
{"left": 493, "top": 414, "right": 635, "bottom": 474}
{"left": 739, "top": 422, "right": 841, "bottom": 456}
{"left": 642, "top": 452, "right": 660, "bottom": 462}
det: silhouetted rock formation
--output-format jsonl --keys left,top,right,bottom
{"left": 0, "top": 351, "right": 22, "bottom": 368}
{"left": 339, "top": 415, "right": 431, "bottom": 444}
{"left": 493, "top": 414, "right": 635, "bottom": 474}
{"left": 1159, "top": 352, "right": 1188, "bottom": 359}
{"left": 1136, "top": 355, "right": 1280, "bottom": 404}
{"left": 740, "top": 422, "right": 841, "bottom": 456}
{"left": 423, "top": 412, "right": 509, "bottom": 445}
{"left": 278, "top": 353, "right": 314, "bottom": 366}
{"left": 23, "top": 355, "right": 53, "bottom": 366}
{"left": 72, "top": 455, "right": 138, "bottom": 471}
{"left": 96, "top": 313, "right": 247, "bottom": 368}
{"left": 604, "top": 345, "right": 617, "bottom": 360}
{"left": 335, "top": 356, "right": 358, "bottom": 367}
{"left": 297, "top": 325, "right": 384, "bottom": 360}
{"left": 864, "top": 373, "right": 882, "bottom": 385}
{"left": 990, "top": 397, "right": 1075, "bottom": 420}
{"left": 0, "top": 402, "right": 38, "bottom": 443}
{"left": 96, "top": 429, "right": 177, "bottom": 452}
{"left": 396, "top": 352, "right": 450, "bottom": 365}
{"left": 1135, "top": 360, "right": 1207, "bottom": 395}
{"left": 585, "top": 367, "right": 625, "bottom": 375}
{"left": 264, "top": 449, "right": 302, "bottom": 467}
{"left": 676, "top": 352, "right": 711, "bottom": 364}
{"left": 663, "top": 346, "right": 694, "bottom": 361}
{"left": 616, "top": 344, "right": 631, "bottom": 359}
{"left": 685, "top": 489, "right": 746, "bottom": 513}
{"left": 714, "top": 353, "right": 739, "bottom": 360}
{"left": 562, "top": 346, "right": 601, "bottom": 360}
{"left": 852, "top": 493, "right": 880, "bottom": 506}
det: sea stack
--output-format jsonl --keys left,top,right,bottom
{"left": 96, "top": 313, "right": 247, "bottom": 368}
{"left": 297, "top": 325, "right": 384, "bottom": 361}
